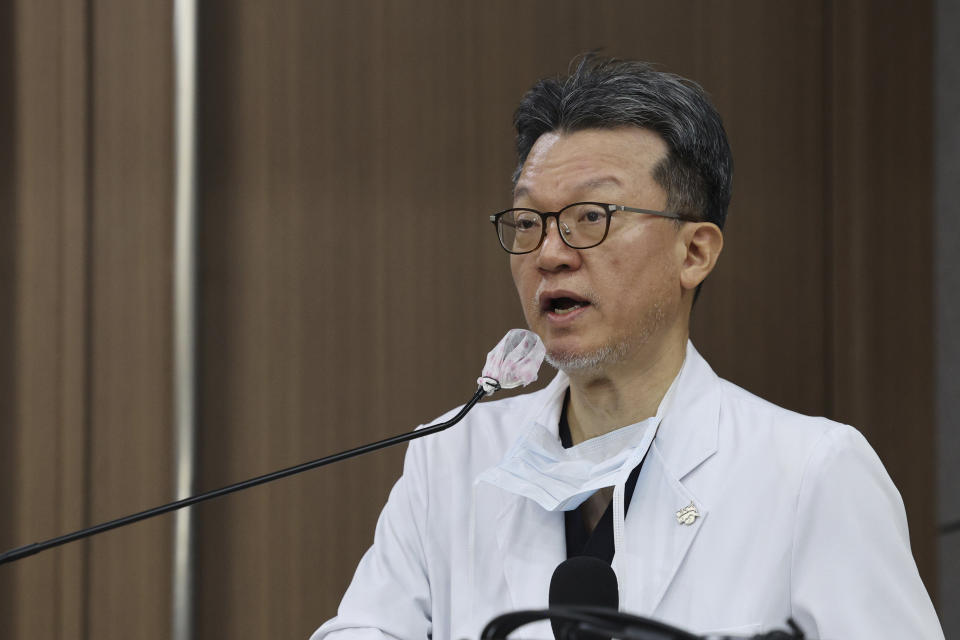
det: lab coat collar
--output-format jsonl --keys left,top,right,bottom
{"left": 514, "top": 340, "right": 720, "bottom": 480}
{"left": 484, "top": 340, "right": 722, "bottom": 619}
{"left": 653, "top": 340, "right": 721, "bottom": 480}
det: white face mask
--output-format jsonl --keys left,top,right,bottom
{"left": 475, "top": 415, "right": 659, "bottom": 512}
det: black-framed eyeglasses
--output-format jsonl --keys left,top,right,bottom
{"left": 489, "top": 202, "right": 693, "bottom": 255}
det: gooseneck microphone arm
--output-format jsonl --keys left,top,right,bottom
{"left": 0, "top": 386, "right": 488, "bottom": 566}
{"left": 481, "top": 608, "right": 805, "bottom": 640}
{"left": 482, "top": 607, "right": 700, "bottom": 640}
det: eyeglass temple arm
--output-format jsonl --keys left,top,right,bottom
{"left": 615, "top": 205, "right": 695, "bottom": 222}
{"left": 491, "top": 214, "right": 518, "bottom": 228}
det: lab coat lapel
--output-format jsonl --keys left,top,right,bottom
{"left": 618, "top": 446, "right": 708, "bottom": 614}
{"left": 495, "top": 492, "right": 566, "bottom": 610}
{"left": 465, "top": 480, "right": 563, "bottom": 639}
{"left": 470, "top": 370, "right": 569, "bottom": 634}
{"left": 492, "top": 373, "right": 569, "bottom": 611}
{"left": 618, "top": 342, "right": 721, "bottom": 615}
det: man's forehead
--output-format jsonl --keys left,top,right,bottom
{"left": 514, "top": 127, "right": 667, "bottom": 201}
{"left": 513, "top": 176, "right": 624, "bottom": 202}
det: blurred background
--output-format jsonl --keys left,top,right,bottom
{"left": 1, "top": 1, "right": 957, "bottom": 638}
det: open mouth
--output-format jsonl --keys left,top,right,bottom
{"left": 541, "top": 293, "right": 591, "bottom": 316}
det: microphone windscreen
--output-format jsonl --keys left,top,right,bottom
{"left": 478, "top": 329, "right": 546, "bottom": 395}
{"left": 549, "top": 556, "right": 619, "bottom": 639}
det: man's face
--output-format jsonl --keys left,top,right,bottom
{"left": 510, "top": 127, "right": 688, "bottom": 372}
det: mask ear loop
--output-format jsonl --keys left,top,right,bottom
{"left": 611, "top": 417, "right": 663, "bottom": 594}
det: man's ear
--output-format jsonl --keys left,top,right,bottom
{"left": 679, "top": 222, "right": 723, "bottom": 291}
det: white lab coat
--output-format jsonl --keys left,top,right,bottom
{"left": 312, "top": 342, "right": 943, "bottom": 640}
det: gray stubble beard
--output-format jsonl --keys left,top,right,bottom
{"left": 545, "top": 342, "right": 629, "bottom": 372}
{"left": 543, "top": 299, "right": 667, "bottom": 374}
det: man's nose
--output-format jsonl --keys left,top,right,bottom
{"left": 535, "top": 217, "right": 582, "bottom": 271}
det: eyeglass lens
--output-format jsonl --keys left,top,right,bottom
{"left": 498, "top": 203, "right": 609, "bottom": 253}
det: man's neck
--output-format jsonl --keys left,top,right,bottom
{"left": 564, "top": 335, "right": 687, "bottom": 445}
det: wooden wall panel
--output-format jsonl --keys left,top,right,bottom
{"left": 55, "top": 0, "right": 92, "bottom": 631}
{"left": 1, "top": 1, "right": 174, "bottom": 639}
{"left": 689, "top": 2, "right": 828, "bottom": 413}
{"left": 0, "top": 1, "right": 91, "bottom": 638}
{"left": 828, "top": 0, "right": 936, "bottom": 590}
{"left": 0, "top": 0, "right": 15, "bottom": 624}
{"left": 84, "top": 1, "right": 174, "bottom": 638}
{"left": 0, "top": 0, "right": 18, "bottom": 626}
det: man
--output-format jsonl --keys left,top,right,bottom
{"left": 313, "top": 56, "right": 943, "bottom": 639}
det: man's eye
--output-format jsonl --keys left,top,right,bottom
{"left": 579, "top": 209, "right": 605, "bottom": 224}
{"left": 515, "top": 216, "right": 541, "bottom": 232}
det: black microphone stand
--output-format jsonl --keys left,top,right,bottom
{"left": 0, "top": 386, "right": 488, "bottom": 565}
{"left": 481, "top": 607, "right": 805, "bottom": 640}
{"left": 482, "top": 607, "right": 698, "bottom": 640}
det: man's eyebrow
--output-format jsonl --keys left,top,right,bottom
{"left": 574, "top": 176, "right": 623, "bottom": 193}
{"left": 512, "top": 176, "right": 623, "bottom": 203}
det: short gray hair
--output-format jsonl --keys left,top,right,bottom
{"left": 513, "top": 54, "right": 733, "bottom": 230}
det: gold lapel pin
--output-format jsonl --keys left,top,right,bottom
{"left": 675, "top": 501, "right": 699, "bottom": 525}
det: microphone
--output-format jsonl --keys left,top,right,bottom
{"left": 549, "top": 557, "right": 619, "bottom": 640}
{"left": 481, "top": 557, "right": 705, "bottom": 639}
{"left": 478, "top": 328, "right": 546, "bottom": 395}
{"left": 0, "top": 329, "right": 546, "bottom": 566}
